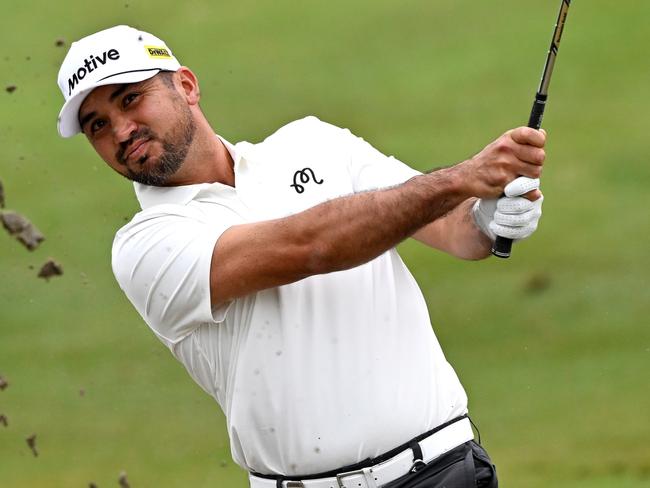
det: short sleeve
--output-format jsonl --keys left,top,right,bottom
{"left": 112, "top": 204, "right": 230, "bottom": 345}
{"left": 348, "top": 133, "right": 422, "bottom": 192}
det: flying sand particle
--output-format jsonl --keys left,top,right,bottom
{"left": 118, "top": 471, "right": 130, "bottom": 488}
{"left": 1, "top": 211, "right": 45, "bottom": 251}
{"left": 524, "top": 271, "right": 552, "bottom": 294}
{"left": 26, "top": 434, "right": 38, "bottom": 457}
{"left": 38, "top": 259, "right": 63, "bottom": 280}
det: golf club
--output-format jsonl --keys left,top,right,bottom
{"left": 492, "top": 0, "right": 572, "bottom": 258}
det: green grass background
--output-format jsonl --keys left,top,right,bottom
{"left": 1, "top": 0, "right": 649, "bottom": 486}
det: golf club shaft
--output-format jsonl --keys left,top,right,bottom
{"left": 492, "top": 0, "right": 571, "bottom": 258}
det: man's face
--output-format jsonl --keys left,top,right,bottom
{"left": 78, "top": 73, "right": 195, "bottom": 186}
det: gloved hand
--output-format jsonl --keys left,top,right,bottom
{"left": 472, "top": 176, "right": 543, "bottom": 241}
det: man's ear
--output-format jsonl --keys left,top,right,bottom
{"left": 175, "top": 67, "right": 201, "bottom": 105}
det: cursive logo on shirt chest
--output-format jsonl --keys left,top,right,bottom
{"left": 290, "top": 168, "right": 324, "bottom": 194}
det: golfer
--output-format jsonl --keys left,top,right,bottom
{"left": 57, "top": 25, "right": 546, "bottom": 488}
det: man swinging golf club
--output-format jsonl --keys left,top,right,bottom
{"left": 57, "top": 24, "right": 547, "bottom": 488}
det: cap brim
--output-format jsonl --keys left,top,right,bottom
{"left": 57, "top": 68, "right": 164, "bottom": 138}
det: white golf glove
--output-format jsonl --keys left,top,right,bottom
{"left": 472, "top": 177, "right": 543, "bottom": 241}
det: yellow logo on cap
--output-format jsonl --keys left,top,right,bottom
{"left": 145, "top": 45, "right": 172, "bottom": 59}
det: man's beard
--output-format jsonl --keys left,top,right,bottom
{"left": 118, "top": 103, "right": 196, "bottom": 186}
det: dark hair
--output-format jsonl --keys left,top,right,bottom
{"left": 157, "top": 70, "right": 176, "bottom": 90}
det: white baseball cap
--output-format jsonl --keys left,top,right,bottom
{"left": 56, "top": 25, "right": 181, "bottom": 138}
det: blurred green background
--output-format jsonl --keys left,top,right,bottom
{"left": 1, "top": 0, "right": 649, "bottom": 486}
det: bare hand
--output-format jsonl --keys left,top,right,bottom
{"left": 455, "top": 127, "right": 546, "bottom": 199}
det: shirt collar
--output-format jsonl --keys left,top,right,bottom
{"left": 133, "top": 134, "right": 240, "bottom": 210}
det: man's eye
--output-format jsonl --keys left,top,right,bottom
{"left": 90, "top": 119, "right": 106, "bottom": 134}
{"left": 123, "top": 93, "right": 139, "bottom": 107}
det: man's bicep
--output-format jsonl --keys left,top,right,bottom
{"left": 210, "top": 219, "right": 320, "bottom": 308}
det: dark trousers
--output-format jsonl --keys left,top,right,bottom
{"left": 382, "top": 441, "right": 498, "bottom": 488}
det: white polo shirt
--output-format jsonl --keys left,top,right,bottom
{"left": 112, "top": 116, "right": 468, "bottom": 476}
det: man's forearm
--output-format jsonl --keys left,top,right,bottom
{"left": 412, "top": 197, "right": 492, "bottom": 260}
{"left": 299, "top": 168, "right": 468, "bottom": 274}
{"left": 211, "top": 167, "right": 469, "bottom": 305}
{"left": 443, "top": 198, "right": 493, "bottom": 260}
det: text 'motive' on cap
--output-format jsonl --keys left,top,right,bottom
{"left": 56, "top": 25, "right": 181, "bottom": 138}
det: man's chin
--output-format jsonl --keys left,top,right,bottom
{"left": 127, "top": 172, "right": 170, "bottom": 186}
{"left": 126, "top": 167, "right": 169, "bottom": 187}
{"left": 125, "top": 157, "right": 182, "bottom": 186}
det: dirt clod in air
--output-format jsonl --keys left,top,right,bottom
{"left": 89, "top": 483, "right": 98, "bottom": 488}
{"left": 0, "top": 375, "right": 8, "bottom": 390}
{"left": 5, "top": 85, "right": 17, "bottom": 93}
{"left": 1, "top": 211, "right": 26, "bottom": 233}
{"left": 1, "top": 211, "right": 45, "bottom": 250}
{"left": 26, "top": 434, "right": 38, "bottom": 457}
{"left": 524, "top": 272, "right": 552, "bottom": 294}
{"left": 0, "top": 179, "right": 5, "bottom": 208}
{"left": 55, "top": 38, "right": 65, "bottom": 47}
{"left": 118, "top": 471, "right": 130, "bottom": 488}
{"left": 38, "top": 259, "right": 63, "bottom": 280}
{"left": 0, "top": 414, "right": 8, "bottom": 427}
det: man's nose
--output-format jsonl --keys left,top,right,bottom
{"left": 112, "top": 114, "right": 137, "bottom": 144}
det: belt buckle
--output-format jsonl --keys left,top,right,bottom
{"left": 286, "top": 482, "right": 305, "bottom": 488}
{"left": 335, "top": 467, "right": 375, "bottom": 488}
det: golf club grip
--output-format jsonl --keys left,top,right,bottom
{"left": 492, "top": 94, "right": 548, "bottom": 258}
{"left": 492, "top": 235, "right": 513, "bottom": 258}
{"left": 528, "top": 94, "right": 547, "bottom": 130}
